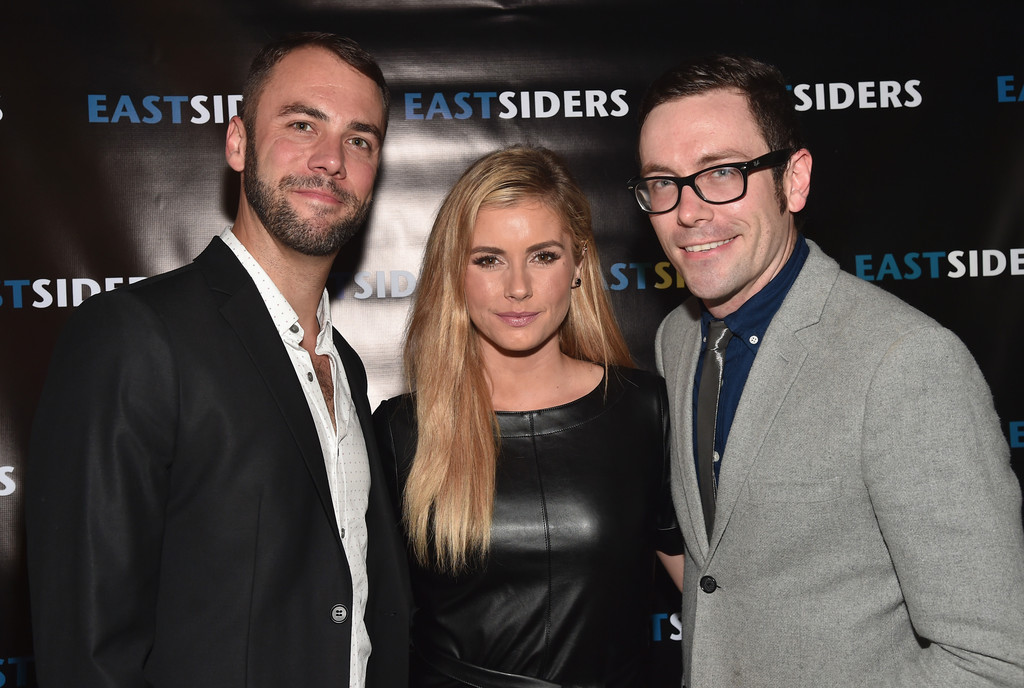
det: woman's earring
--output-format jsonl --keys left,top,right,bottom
{"left": 572, "top": 277, "right": 582, "bottom": 289}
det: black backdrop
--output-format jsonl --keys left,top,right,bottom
{"left": 2, "top": 2, "right": 1023, "bottom": 685}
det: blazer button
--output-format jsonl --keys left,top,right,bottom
{"left": 331, "top": 604, "right": 349, "bottom": 624}
{"left": 699, "top": 575, "right": 718, "bottom": 593}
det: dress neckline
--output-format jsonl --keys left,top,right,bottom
{"left": 496, "top": 367, "right": 626, "bottom": 437}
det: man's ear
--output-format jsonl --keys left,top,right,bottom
{"left": 784, "top": 148, "right": 812, "bottom": 213}
{"left": 226, "top": 116, "right": 246, "bottom": 173}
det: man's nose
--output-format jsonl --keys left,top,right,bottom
{"left": 308, "top": 136, "right": 347, "bottom": 178}
{"left": 675, "top": 184, "right": 712, "bottom": 226}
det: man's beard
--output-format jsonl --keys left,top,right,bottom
{"left": 243, "top": 139, "right": 371, "bottom": 257}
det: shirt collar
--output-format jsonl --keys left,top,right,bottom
{"left": 701, "top": 234, "right": 809, "bottom": 352}
{"left": 219, "top": 227, "right": 332, "bottom": 345}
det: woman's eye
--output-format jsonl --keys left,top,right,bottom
{"left": 533, "top": 251, "right": 560, "bottom": 264}
{"left": 472, "top": 255, "right": 499, "bottom": 267}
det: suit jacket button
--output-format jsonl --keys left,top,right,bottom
{"left": 700, "top": 575, "right": 718, "bottom": 593}
{"left": 331, "top": 604, "right": 349, "bottom": 623}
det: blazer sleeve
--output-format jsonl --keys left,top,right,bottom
{"left": 862, "top": 324, "right": 1024, "bottom": 687}
{"left": 26, "top": 291, "right": 177, "bottom": 688}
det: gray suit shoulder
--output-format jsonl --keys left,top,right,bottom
{"left": 793, "top": 240, "right": 960, "bottom": 349}
{"left": 834, "top": 263, "right": 941, "bottom": 330}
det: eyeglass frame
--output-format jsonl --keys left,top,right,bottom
{"left": 626, "top": 149, "right": 795, "bottom": 214}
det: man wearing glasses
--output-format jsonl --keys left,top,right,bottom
{"left": 630, "top": 55, "right": 1024, "bottom": 687}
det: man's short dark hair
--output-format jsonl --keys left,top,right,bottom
{"left": 240, "top": 32, "right": 390, "bottom": 139}
{"left": 638, "top": 55, "right": 804, "bottom": 190}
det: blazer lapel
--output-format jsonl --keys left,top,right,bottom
{"left": 336, "top": 330, "right": 412, "bottom": 594}
{"left": 661, "top": 300, "right": 711, "bottom": 557}
{"left": 708, "top": 241, "right": 838, "bottom": 553}
{"left": 195, "top": 238, "right": 343, "bottom": 545}
{"left": 710, "top": 327, "right": 806, "bottom": 551}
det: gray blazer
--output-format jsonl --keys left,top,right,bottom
{"left": 656, "top": 240, "right": 1024, "bottom": 687}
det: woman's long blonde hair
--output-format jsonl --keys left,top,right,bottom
{"left": 403, "top": 145, "right": 633, "bottom": 571}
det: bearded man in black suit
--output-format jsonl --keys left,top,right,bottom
{"left": 26, "top": 32, "right": 410, "bottom": 688}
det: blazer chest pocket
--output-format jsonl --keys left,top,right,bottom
{"left": 745, "top": 476, "right": 843, "bottom": 504}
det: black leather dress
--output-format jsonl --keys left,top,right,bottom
{"left": 373, "top": 367, "right": 682, "bottom": 688}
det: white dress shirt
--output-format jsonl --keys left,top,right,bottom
{"left": 221, "top": 228, "right": 371, "bottom": 687}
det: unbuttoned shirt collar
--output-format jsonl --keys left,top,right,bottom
{"left": 700, "top": 233, "right": 810, "bottom": 355}
{"left": 218, "top": 228, "right": 353, "bottom": 433}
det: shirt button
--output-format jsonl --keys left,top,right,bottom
{"left": 700, "top": 575, "right": 718, "bottom": 593}
{"left": 290, "top": 324, "right": 299, "bottom": 334}
{"left": 748, "top": 335, "right": 759, "bottom": 345}
{"left": 331, "top": 604, "right": 348, "bottom": 623}
{"left": 340, "top": 527, "right": 346, "bottom": 539}
{"left": 307, "top": 372, "right": 314, "bottom": 382}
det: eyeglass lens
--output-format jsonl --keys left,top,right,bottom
{"left": 637, "top": 166, "right": 746, "bottom": 212}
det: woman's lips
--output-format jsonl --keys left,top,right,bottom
{"left": 497, "top": 312, "right": 539, "bottom": 327}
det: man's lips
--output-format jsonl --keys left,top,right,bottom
{"left": 497, "top": 312, "right": 539, "bottom": 327}
{"left": 292, "top": 188, "right": 344, "bottom": 205}
{"left": 282, "top": 175, "right": 353, "bottom": 206}
{"left": 683, "top": 236, "right": 736, "bottom": 253}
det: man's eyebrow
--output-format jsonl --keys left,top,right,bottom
{"left": 278, "top": 103, "right": 329, "bottom": 121}
{"left": 693, "top": 150, "right": 750, "bottom": 168}
{"left": 351, "top": 120, "right": 384, "bottom": 143}
{"left": 279, "top": 103, "right": 383, "bottom": 141}
{"left": 641, "top": 150, "right": 752, "bottom": 176}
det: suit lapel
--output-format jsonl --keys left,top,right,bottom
{"left": 709, "top": 242, "right": 838, "bottom": 553}
{"left": 661, "top": 299, "right": 712, "bottom": 557}
{"left": 195, "top": 238, "right": 343, "bottom": 545}
{"left": 710, "top": 327, "right": 806, "bottom": 551}
{"left": 333, "top": 329, "right": 392, "bottom": 543}
{"left": 333, "top": 327, "right": 413, "bottom": 645}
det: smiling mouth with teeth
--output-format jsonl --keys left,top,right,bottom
{"left": 684, "top": 237, "right": 735, "bottom": 253}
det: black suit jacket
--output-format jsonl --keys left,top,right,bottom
{"left": 26, "top": 238, "right": 411, "bottom": 688}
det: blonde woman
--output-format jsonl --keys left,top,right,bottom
{"left": 373, "top": 146, "right": 683, "bottom": 687}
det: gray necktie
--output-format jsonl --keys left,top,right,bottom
{"left": 696, "top": 320, "right": 732, "bottom": 540}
